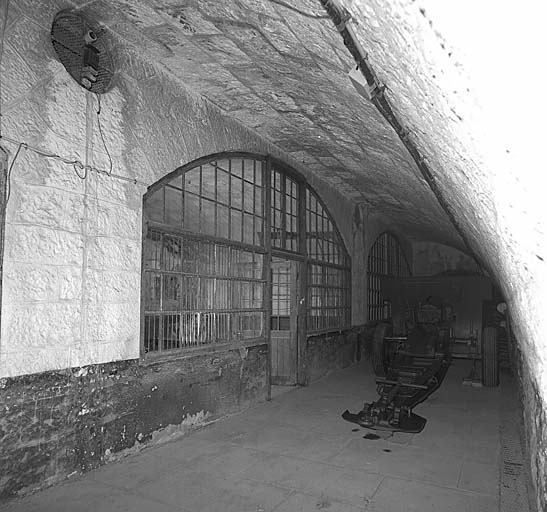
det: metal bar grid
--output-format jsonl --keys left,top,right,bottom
{"left": 143, "top": 155, "right": 352, "bottom": 352}
{"left": 367, "top": 232, "right": 411, "bottom": 321}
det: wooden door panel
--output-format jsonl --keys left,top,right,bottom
{"left": 271, "top": 259, "right": 298, "bottom": 385}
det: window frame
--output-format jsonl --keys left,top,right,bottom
{"left": 367, "top": 231, "right": 411, "bottom": 322}
{"left": 141, "top": 152, "right": 352, "bottom": 358}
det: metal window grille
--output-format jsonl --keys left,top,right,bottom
{"left": 143, "top": 155, "right": 352, "bottom": 352}
{"left": 271, "top": 263, "right": 291, "bottom": 331}
{"left": 366, "top": 232, "right": 411, "bottom": 322}
{"left": 143, "top": 230, "right": 265, "bottom": 352}
{"left": 271, "top": 170, "right": 299, "bottom": 252}
{"left": 143, "top": 156, "right": 266, "bottom": 353}
{"left": 305, "top": 189, "right": 351, "bottom": 332}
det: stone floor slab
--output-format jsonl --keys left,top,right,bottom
{"left": 0, "top": 360, "right": 520, "bottom": 512}
{"left": 367, "top": 476, "right": 497, "bottom": 512}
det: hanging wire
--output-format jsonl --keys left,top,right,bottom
{"left": 95, "top": 93, "right": 113, "bottom": 175}
{"left": 72, "top": 161, "right": 87, "bottom": 180}
{"left": 0, "top": 134, "right": 147, "bottom": 187}
{"left": 5, "top": 141, "right": 25, "bottom": 203}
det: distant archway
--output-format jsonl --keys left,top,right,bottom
{"left": 367, "top": 232, "right": 411, "bottom": 321}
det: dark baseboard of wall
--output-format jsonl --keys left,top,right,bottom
{"left": 305, "top": 326, "right": 366, "bottom": 384}
{"left": 0, "top": 344, "right": 268, "bottom": 503}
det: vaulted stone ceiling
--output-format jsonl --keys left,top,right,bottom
{"left": 74, "top": 0, "right": 463, "bottom": 249}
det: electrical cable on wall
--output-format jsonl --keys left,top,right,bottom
{"left": 95, "top": 93, "right": 113, "bottom": 176}
{"left": 0, "top": 134, "right": 148, "bottom": 197}
{"left": 5, "top": 141, "right": 24, "bottom": 203}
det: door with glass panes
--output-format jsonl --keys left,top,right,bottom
{"left": 271, "top": 257, "right": 299, "bottom": 385}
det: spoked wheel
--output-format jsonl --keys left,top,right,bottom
{"left": 372, "top": 323, "right": 392, "bottom": 376}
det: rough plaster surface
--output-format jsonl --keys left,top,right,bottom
{"left": 339, "top": 0, "right": 547, "bottom": 507}
{"left": 1, "top": 0, "right": 545, "bottom": 505}
{"left": 412, "top": 241, "right": 483, "bottom": 277}
{"left": 0, "top": 0, "right": 355, "bottom": 376}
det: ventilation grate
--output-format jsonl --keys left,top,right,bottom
{"left": 51, "top": 10, "right": 113, "bottom": 94}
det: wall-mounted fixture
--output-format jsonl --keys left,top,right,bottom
{"left": 348, "top": 65, "right": 385, "bottom": 101}
{"left": 51, "top": 10, "right": 113, "bottom": 94}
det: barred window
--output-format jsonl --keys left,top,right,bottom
{"left": 143, "top": 156, "right": 266, "bottom": 353}
{"left": 306, "top": 189, "right": 351, "bottom": 332}
{"left": 142, "top": 154, "right": 352, "bottom": 354}
{"left": 271, "top": 170, "right": 299, "bottom": 252}
{"left": 367, "top": 232, "right": 410, "bottom": 321}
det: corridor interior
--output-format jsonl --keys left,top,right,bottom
{"left": 0, "top": 359, "right": 530, "bottom": 512}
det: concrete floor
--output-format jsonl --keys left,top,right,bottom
{"left": 1, "top": 359, "right": 506, "bottom": 512}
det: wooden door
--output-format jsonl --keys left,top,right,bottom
{"left": 271, "top": 258, "right": 298, "bottom": 385}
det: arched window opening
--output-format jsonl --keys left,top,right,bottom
{"left": 306, "top": 189, "right": 351, "bottom": 332}
{"left": 143, "top": 156, "right": 266, "bottom": 353}
{"left": 367, "top": 232, "right": 411, "bottom": 321}
{"left": 142, "top": 154, "right": 352, "bottom": 355}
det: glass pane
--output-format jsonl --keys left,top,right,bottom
{"left": 200, "top": 242, "right": 215, "bottom": 275}
{"left": 181, "top": 276, "right": 198, "bottom": 309}
{"left": 143, "top": 272, "right": 161, "bottom": 309}
{"left": 144, "top": 314, "right": 160, "bottom": 352}
{"left": 273, "top": 189, "right": 281, "bottom": 210}
{"left": 254, "top": 252, "right": 264, "bottom": 280}
{"left": 243, "top": 181, "right": 254, "bottom": 213}
{"left": 216, "top": 244, "right": 230, "bottom": 275}
{"left": 214, "top": 279, "right": 230, "bottom": 309}
{"left": 200, "top": 198, "right": 216, "bottom": 236}
{"left": 201, "top": 163, "right": 216, "bottom": 201}
{"left": 162, "top": 275, "right": 180, "bottom": 311}
{"left": 217, "top": 169, "right": 229, "bottom": 205}
{"left": 163, "top": 235, "right": 182, "bottom": 272}
{"left": 215, "top": 159, "right": 230, "bottom": 174}
{"left": 217, "top": 204, "right": 229, "bottom": 239}
{"left": 254, "top": 217, "right": 263, "bottom": 247}
{"left": 231, "top": 209, "right": 242, "bottom": 242}
{"left": 144, "top": 230, "right": 161, "bottom": 270}
{"left": 255, "top": 162, "right": 263, "bottom": 187}
{"left": 231, "top": 281, "right": 241, "bottom": 308}
{"left": 182, "top": 238, "right": 198, "bottom": 274}
{"left": 200, "top": 277, "right": 215, "bottom": 310}
{"left": 184, "top": 168, "right": 200, "bottom": 195}
{"left": 243, "top": 158, "right": 255, "bottom": 182}
{"left": 230, "top": 248, "right": 241, "bottom": 278}
{"left": 167, "top": 173, "right": 183, "bottom": 189}
{"left": 147, "top": 188, "right": 164, "bottom": 223}
{"left": 230, "top": 175, "right": 243, "bottom": 210}
{"left": 230, "top": 158, "right": 243, "bottom": 178}
{"left": 253, "top": 282, "right": 263, "bottom": 308}
{"left": 243, "top": 213, "right": 255, "bottom": 245}
{"left": 254, "top": 186, "right": 262, "bottom": 216}
{"left": 184, "top": 192, "right": 200, "bottom": 232}
{"left": 165, "top": 186, "right": 183, "bottom": 227}
{"left": 239, "top": 250, "right": 254, "bottom": 279}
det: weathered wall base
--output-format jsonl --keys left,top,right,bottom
{"left": 0, "top": 344, "right": 268, "bottom": 502}
{"left": 515, "top": 346, "right": 547, "bottom": 511}
{"left": 305, "top": 327, "right": 363, "bottom": 384}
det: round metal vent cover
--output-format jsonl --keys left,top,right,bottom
{"left": 51, "top": 10, "right": 113, "bottom": 94}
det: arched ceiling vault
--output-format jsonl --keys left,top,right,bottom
{"left": 76, "top": 0, "right": 465, "bottom": 251}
